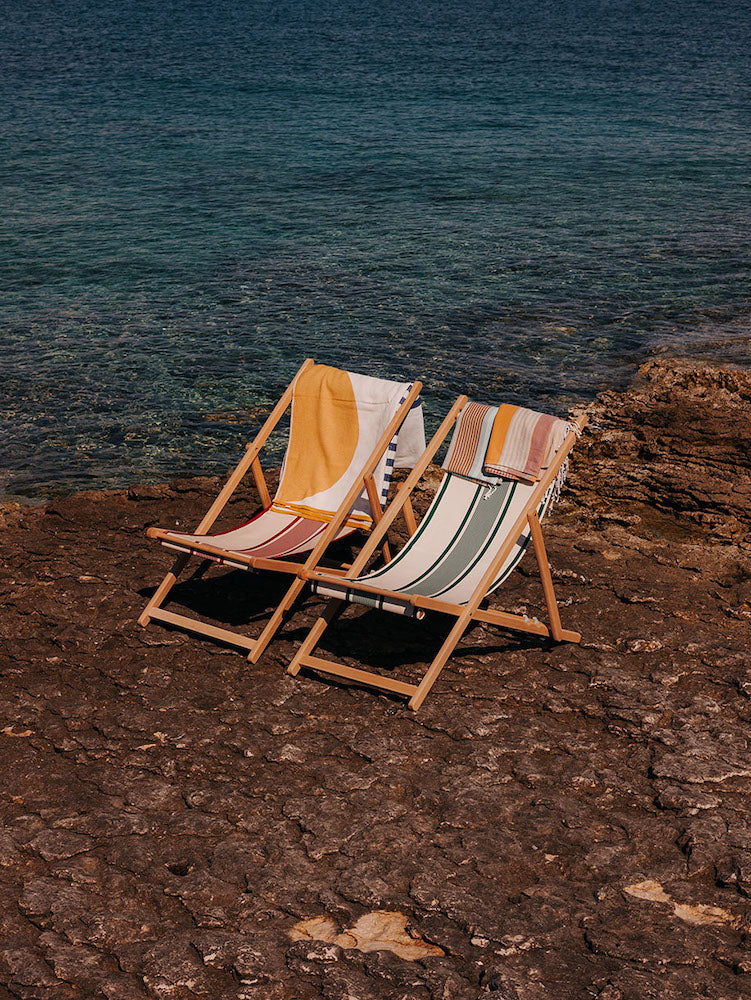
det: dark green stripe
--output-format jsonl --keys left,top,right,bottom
{"left": 428, "top": 482, "right": 519, "bottom": 599}
{"left": 394, "top": 482, "right": 486, "bottom": 592}
{"left": 365, "top": 474, "right": 455, "bottom": 581}
{"left": 486, "top": 494, "right": 549, "bottom": 595}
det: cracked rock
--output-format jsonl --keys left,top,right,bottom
{"left": 1, "top": 359, "right": 749, "bottom": 999}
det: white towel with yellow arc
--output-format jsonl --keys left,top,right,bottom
{"left": 271, "top": 364, "right": 425, "bottom": 530}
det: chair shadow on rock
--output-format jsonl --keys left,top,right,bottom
{"left": 286, "top": 595, "right": 553, "bottom": 700}
{"left": 139, "top": 535, "right": 361, "bottom": 639}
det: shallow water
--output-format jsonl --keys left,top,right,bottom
{"left": 1, "top": 0, "right": 749, "bottom": 498}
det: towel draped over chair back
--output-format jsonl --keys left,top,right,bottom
{"left": 272, "top": 364, "right": 425, "bottom": 530}
{"left": 442, "top": 400, "right": 573, "bottom": 485}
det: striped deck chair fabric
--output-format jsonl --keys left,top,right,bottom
{"left": 157, "top": 508, "right": 354, "bottom": 568}
{"left": 311, "top": 473, "right": 552, "bottom": 615}
{"left": 154, "top": 364, "right": 424, "bottom": 567}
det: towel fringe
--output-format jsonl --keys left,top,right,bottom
{"left": 548, "top": 420, "right": 580, "bottom": 503}
{"left": 551, "top": 457, "right": 569, "bottom": 504}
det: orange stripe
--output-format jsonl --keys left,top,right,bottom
{"left": 484, "top": 404, "right": 518, "bottom": 467}
{"left": 271, "top": 501, "right": 371, "bottom": 531}
{"left": 274, "top": 365, "right": 359, "bottom": 507}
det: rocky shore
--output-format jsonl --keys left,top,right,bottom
{"left": 1, "top": 359, "right": 749, "bottom": 1000}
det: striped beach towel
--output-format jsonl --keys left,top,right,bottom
{"left": 484, "top": 404, "right": 570, "bottom": 483}
{"left": 440, "top": 401, "right": 500, "bottom": 484}
{"left": 443, "top": 401, "right": 571, "bottom": 485}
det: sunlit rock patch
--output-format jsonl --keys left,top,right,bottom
{"left": 289, "top": 910, "right": 445, "bottom": 961}
{"left": 625, "top": 880, "right": 743, "bottom": 928}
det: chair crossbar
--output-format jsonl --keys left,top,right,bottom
{"left": 149, "top": 607, "right": 258, "bottom": 651}
{"left": 298, "top": 654, "right": 418, "bottom": 697}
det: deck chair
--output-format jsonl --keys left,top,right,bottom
{"left": 288, "top": 396, "right": 587, "bottom": 710}
{"left": 139, "top": 359, "right": 424, "bottom": 662}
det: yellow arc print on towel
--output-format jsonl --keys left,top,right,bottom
{"left": 274, "top": 366, "right": 359, "bottom": 511}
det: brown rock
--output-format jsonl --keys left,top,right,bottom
{"left": 1, "top": 358, "right": 749, "bottom": 999}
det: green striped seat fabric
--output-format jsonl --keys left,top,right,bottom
{"left": 311, "top": 472, "right": 553, "bottom": 616}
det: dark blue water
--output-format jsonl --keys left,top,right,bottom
{"left": 2, "top": 0, "right": 749, "bottom": 498}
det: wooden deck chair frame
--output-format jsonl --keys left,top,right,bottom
{"left": 139, "top": 358, "right": 423, "bottom": 663}
{"left": 288, "top": 396, "right": 588, "bottom": 710}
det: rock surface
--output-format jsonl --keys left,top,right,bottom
{"left": 0, "top": 358, "right": 749, "bottom": 999}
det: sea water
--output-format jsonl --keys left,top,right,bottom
{"left": 1, "top": 0, "right": 749, "bottom": 497}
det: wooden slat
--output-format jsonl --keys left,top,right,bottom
{"left": 247, "top": 556, "right": 310, "bottom": 574}
{"left": 299, "top": 654, "right": 418, "bottom": 696}
{"left": 472, "top": 606, "right": 549, "bottom": 636}
{"left": 149, "top": 608, "right": 257, "bottom": 651}
{"left": 402, "top": 495, "right": 418, "bottom": 536}
{"left": 251, "top": 455, "right": 271, "bottom": 509}
{"left": 364, "top": 473, "right": 391, "bottom": 562}
{"left": 528, "top": 511, "right": 563, "bottom": 641}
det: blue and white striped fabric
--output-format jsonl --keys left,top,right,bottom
{"left": 379, "top": 391, "right": 423, "bottom": 506}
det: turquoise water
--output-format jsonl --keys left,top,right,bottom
{"left": 2, "top": 0, "right": 749, "bottom": 498}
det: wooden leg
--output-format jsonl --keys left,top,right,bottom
{"left": 148, "top": 607, "right": 258, "bottom": 652}
{"left": 247, "top": 576, "right": 306, "bottom": 663}
{"left": 364, "top": 474, "right": 391, "bottom": 563}
{"left": 402, "top": 495, "right": 418, "bottom": 536}
{"left": 287, "top": 600, "right": 343, "bottom": 676}
{"left": 138, "top": 553, "right": 190, "bottom": 626}
{"left": 527, "top": 513, "right": 564, "bottom": 642}
{"left": 408, "top": 609, "right": 474, "bottom": 712}
{"left": 142, "top": 569, "right": 301, "bottom": 659}
{"left": 292, "top": 654, "right": 417, "bottom": 697}
{"left": 250, "top": 455, "right": 271, "bottom": 508}
{"left": 140, "top": 553, "right": 261, "bottom": 654}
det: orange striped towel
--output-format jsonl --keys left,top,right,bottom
{"left": 484, "top": 404, "right": 569, "bottom": 483}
